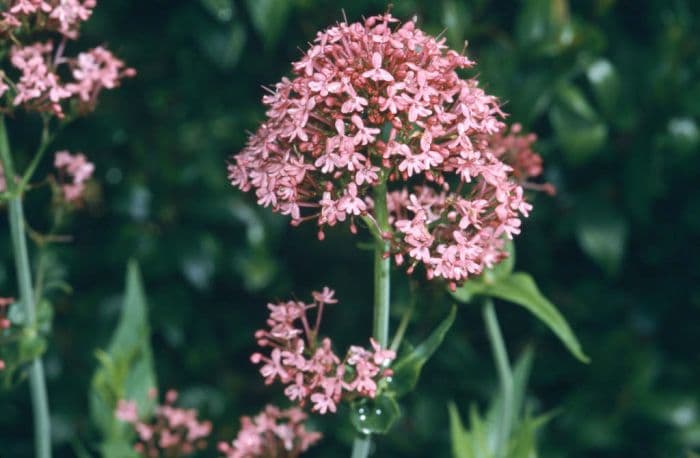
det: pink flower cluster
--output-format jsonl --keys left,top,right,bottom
{"left": 116, "top": 389, "right": 212, "bottom": 458}
{"left": 1, "top": 1, "right": 134, "bottom": 118}
{"left": 251, "top": 288, "right": 395, "bottom": 415}
{"left": 1, "top": 0, "right": 95, "bottom": 38}
{"left": 5, "top": 41, "right": 134, "bottom": 117}
{"left": 54, "top": 150, "right": 93, "bottom": 201}
{"left": 218, "top": 405, "right": 321, "bottom": 458}
{"left": 0, "top": 163, "right": 5, "bottom": 192}
{"left": 0, "top": 296, "right": 14, "bottom": 371}
{"left": 228, "top": 13, "right": 542, "bottom": 285}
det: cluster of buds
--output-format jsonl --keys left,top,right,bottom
{"left": 228, "top": 13, "right": 546, "bottom": 285}
{"left": 251, "top": 288, "right": 396, "bottom": 414}
{"left": 115, "top": 389, "right": 212, "bottom": 458}
{"left": 53, "top": 150, "right": 93, "bottom": 201}
{"left": 0, "top": 296, "right": 14, "bottom": 371}
{"left": 218, "top": 405, "right": 321, "bottom": 458}
{"left": 0, "top": 1, "right": 135, "bottom": 118}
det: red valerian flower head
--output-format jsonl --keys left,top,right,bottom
{"left": 229, "top": 13, "right": 547, "bottom": 285}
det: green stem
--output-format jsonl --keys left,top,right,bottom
{"left": 372, "top": 181, "right": 391, "bottom": 348}
{"left": 19, "top": 117, "right": 52, "bottom": 191}
{"left": 0, "top": 116, "right": 52, "bottom": 458}
{"left": 482, "top": 299, "right": 513, "bottom": 458}
{"left": 351, "top": 436, "right": 371, "bottom": 458}
{"left": 351, "top": 181, "right": 392, "bottom": 458}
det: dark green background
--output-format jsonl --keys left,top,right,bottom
{"left": 2, "top": 0, "right": 700, "bottom": 456}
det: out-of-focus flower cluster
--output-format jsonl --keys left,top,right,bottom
{"left": 0, "top": 296, "right": 14, "bottom": 371}
{"left": 228, "top": 13, "right": 546, "bottom": 285}
{"left": 218, "top": 405, "right": 321, "bottom": 458}
{"left": 0, "top": 163, "right": 5, "bottom": 192}
{"left": 251, "top": 287, "right": 396, "bottom": 415}
{"left": 0, "top": 1, "right": 134, "bottom": 118}
{"left": 1, "top": 0, "right": 95, "bottom": 38}
{"left": 115, "top": 389, "right": 212, "bottom": 458}
{"left": 53, "top": 150, "right": 93, "bottom": 201}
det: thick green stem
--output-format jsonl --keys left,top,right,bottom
{"left": 372, "top": 182, "right": 390, "bottom": 347}
{"left": 482, "top": 299, "right": 513, "bottom": 457}
{"left": 0, "top": 117, "right": 52, "bottom": 458}
{"left": 351, "top": 182, "right": 392, "bottom": 458}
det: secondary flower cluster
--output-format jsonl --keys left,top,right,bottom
{"left": 116, "top": 389, "right": 212, "bottom": 457}
{"left": 0, "top": 164, "right": 5, "bottom": 192}
{"left": 0, "top": 296, "right": 13, "bottom": 371}
{"left": 218, "top": 405, "right": 321, "bottom": 458}
{"left": 228, "top": 13, "right": 542, "bottom": 284}
{"left": 1, "top": 0, "right": 95, "bottom": 38}
{"left": 251, "top": 288, "right": 396, "bottom": 414}
{"left": 0, "top": 1, "right": 134, "bottom": 118}
{"left": 54, "top": 150, "right": 93, "bottom": 201}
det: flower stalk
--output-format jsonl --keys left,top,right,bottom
{"left": 483, "top": 298, "right": 513, "bottom": 457}
{"left": 351, "top": 181, "right": 392, "bottom": 458}
{"left": 372, "top": 181, "right": 391, "bottom": 348}
{"left": 0, "top": 116, "right": 52, "bottom": 458}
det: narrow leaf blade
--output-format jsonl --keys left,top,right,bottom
{"left": 390, "top": 306, "right": 457, "bottom": 397}
{"left": 486, "top": 273, "right": 589, "bottom": 362}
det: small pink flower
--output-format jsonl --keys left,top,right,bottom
{"left": 362, "top": 52, "right": 394, "bottom": 82}
{"left": 312, "top": 286, "right": 337, "bottom": 304}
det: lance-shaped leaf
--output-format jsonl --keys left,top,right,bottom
{"left": 485, "top": 273, "right": 588, "bottom": 362}
{"left": 452, "top": 273, "right": 588, "bottom": 363}
{"left": 89, "top": 261, "right": 157, "bottom": 457}
{"left": 388, "top": 305, "right": 457, "bottom": 397}
{"left": 449, "top": 402, "right": 473, "bottom": 458}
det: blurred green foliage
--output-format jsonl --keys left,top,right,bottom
{"left": 1, "top": 0, "right": 699, "bottom": 457}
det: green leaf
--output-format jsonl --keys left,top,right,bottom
{"left": 89, "top": 261, "right": 158, "bottom": 451}
{"left": 485, "top": 273, "right": 588, "bottom": 363}
{"left": 586, "top": 58, "right": 620, "bottom": 118}
{"left": 199, "top": 22, "right": 247, "bottom": 70}
{"left": 468, "top": 405, "right": 492, "bottom": 458}
{"left": 441, "top": 0, "right": 471, "bottom": 48}
{"left": 575, "top": 206, "right": 628, "bottom": 276}
{"left": 515, "top": 0, "right": 570, "bottom": 55}
{"left": 199, "top": 0, "right": 235, "bottom": 22}
{"left": 36, "top": 299, "right": 53, "bottom": 334}
{"left": 246, "top": 0, "right": 291, "bottom": 48}
{"left": 389, "top": 306, "right": 457, "bottom": 397}
{"left": 508, "top": 410, "right": 557, "bottom": 458}
{"left": 550, "top": 84, "right": 608, "bottom": 164}
{"left": 350, "top": 394, "right": 401, "bottom": 435}
{"left": 449, "top": 402, "right": 473, "bottom": 458}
